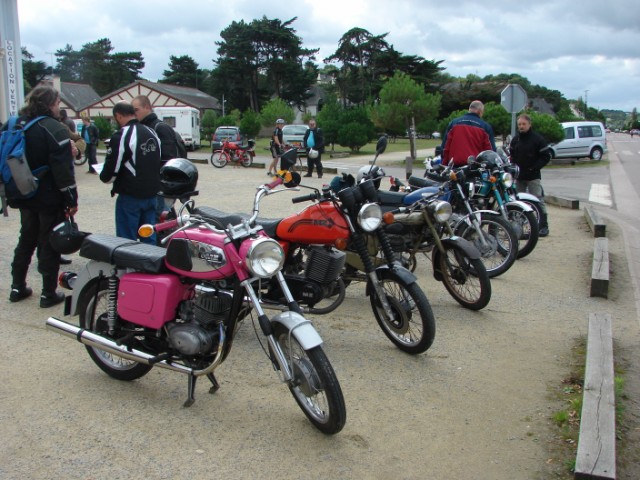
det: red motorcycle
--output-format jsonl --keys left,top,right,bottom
{"left": 210, "top": 139, "right": 255, "bottom": 168}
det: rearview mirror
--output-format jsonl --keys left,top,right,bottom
{"left": 375, "top": 135, "right": 388, "bottom": 155}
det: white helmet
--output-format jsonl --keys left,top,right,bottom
{"left": 308, "top": 148, "right": 319, "bottom": 159}
{"left": 357, "top": 165, "right": 385, "bottom": 189}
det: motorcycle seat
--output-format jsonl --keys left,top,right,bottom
{"left": 376, "top": 190, "right": 409, "bottom": 208}
{"left": 195, "top": 206, "right": 281, "bottom": 237}
{"left": 410, "top": 175, "right": 441, "bottom": 188}
{"left": 80, "top": 234, "right": 168, "bottom": 273}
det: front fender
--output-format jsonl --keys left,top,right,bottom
{"left": 514, "top": 192, "right": 541, "bottom": 205}
{"left": 505, "top": 199, "right": 534, "bottom": 212}
{"left": 270, "top": 311, "right": 323, "bottom": 350}
{"left": 365, "top": 263, "right": 417, "bottom": 296}
{"left": 432, "top": 237, "right": 480, "bottom": 281}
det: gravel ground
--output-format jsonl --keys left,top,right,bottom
{"left": 0, "top": 160, "right": 638, "bottom": 479}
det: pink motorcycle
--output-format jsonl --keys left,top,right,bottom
{"left": 45, "top": 182, "right": 346, "bottom": 434}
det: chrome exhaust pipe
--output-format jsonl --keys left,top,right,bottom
{"left": 45, "top": 317, "right": 225, "bottom": 377}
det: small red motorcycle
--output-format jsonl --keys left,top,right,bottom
{"left": 210, "top": 139, "right": 255, "bottom": 168}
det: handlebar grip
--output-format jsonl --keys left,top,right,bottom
{"left": 425, "top": 171, "right": 447, "bottom": 182}
{"left": 291, "top": 192, "right": 319, "bottom": 204}
{"left": 265, "top": 176, "right": 284, "bottom": 189}
{"left": 154, "top": 218, "right": 179, "bottom": 232}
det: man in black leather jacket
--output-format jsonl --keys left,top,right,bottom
{"left": 100, "top": 101, "right": 161, "bottom": 243}
{"left": 7, "top": 85, "right": 79, "bottom": 307}
{"left": 509, "top": 114, "right": 551, "bottom": 236}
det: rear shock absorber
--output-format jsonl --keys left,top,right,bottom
{"left": 107, "top": 271, "right": 119, "bottom": 334}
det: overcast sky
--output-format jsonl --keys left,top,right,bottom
{"left": 16, "top": 0, "right": 640, "bottom": 112}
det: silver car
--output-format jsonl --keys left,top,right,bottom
{"left": 282, "top": 124, "right": 309, "bottom": 156}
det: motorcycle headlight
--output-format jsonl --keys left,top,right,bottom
{"left": 357, "top": 203, "right": 382, "bottom": 232}
{"left": 430, "top": 200, "right": 452, "bottom": 223}
{"left": 246, "top": 238, "right": 284, "bottom": 278}
{"left": 501, "top": 172, "right": 514, "bottom": 188}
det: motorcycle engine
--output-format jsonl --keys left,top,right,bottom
{"left": 167, "top": 290, "right": 232, "bottom": 356}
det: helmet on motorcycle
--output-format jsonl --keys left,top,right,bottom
{"left": 475, "top": 150, "right": 501, "bottom": 169}
{"left": 308, "top": 148, "right": 319, "bottom": 159}
{"left": 356, "top": 165, "right": 385, "bottom": 189}
{"left": 50, "top": 217, "right": 90, "bottom": 254}
{"left": 159, "top": 158, "right": 199, "bottom": 197}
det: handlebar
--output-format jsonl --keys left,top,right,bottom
{"left": 291, "top": 191, "right": 321, "bottom": 204}
{"left": 154, "top": 218, "right": 180, "bottom": 232}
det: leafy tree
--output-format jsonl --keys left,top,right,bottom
{"left": 484, "top": 102, "right": 512, "bottom": 138}
{"left": 336, "top": 106, "right": 375, "bottom": 152}
{"left": 160, "top": 55, "right": 202, "bottom": 88}
{"left": 213, "top": 16, "right": 318, "bottom": 112}
{"left": 92, "top": 115, "right": 114, "bottom": 140}
{"left": 371, "top": 72, "right": 441, "bottom": 158}
{"left": 55, "top": 39, "right": 144, "bottom": 95}
{"left": 316, "top": 97, "right": 343, "bottom": 150}
{"left": 259, "top": 98, "right": 294, "bottom": 127}
{"left": 528, "top": 111, "right": 564, "bottom": 143}
{"left": 239, "top": 109, "right": 262, "bottom": 138}
{"left": 201, "top": 110, "right": 218, "bottom": 141}
{"left": 21, "top": 47, "right": 48, "bottom": 92}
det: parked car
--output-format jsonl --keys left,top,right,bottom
{"left": 212, "top": 126, "right": 242, "bottom": 150}
{"left": 549, "top": 121, "right": 607, "bottom": 161}
{"left": 282, "top": 124, "right": 309, "bottom": 156}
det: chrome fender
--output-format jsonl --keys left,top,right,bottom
{"left": 270, "top": 311, "right": 323, "bottom": 350}
{"left": 68, "top": 261, "right": 123, "bottom": 316}
{"left": 505, "top": 199, "right": 534, "bottom": 212}
{"left": 514, "top": 192, "right": 541, "bottom": 205}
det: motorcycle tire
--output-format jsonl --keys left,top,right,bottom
{"left": 78, "top": 279, "right": 153, "bottom": 381}
{"left": 271, "top": 323, "right": 346, "bottom": 435}
{"left": 454, "top": 214, "right": 518, "bottom": 278}
{"left": 74, "top": 156, "right": 88, "bottom": 166}
{"left": 240, "top": 152, "right": 253, "bottom": 168}
{"left": 435, "top": 243, "right": 492, "bottom": 310}
{"left": 210, "top": 150, "right": 229, "bottom": 168}
{"left": 369, "top": 275, "right": 436, "bottom": 354}
{"left": 506, "top": 205, "right": 539, "bottom": 259}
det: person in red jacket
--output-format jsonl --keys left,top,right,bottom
{"left": 441, "top": 100, "right": 496, "bottom": 166}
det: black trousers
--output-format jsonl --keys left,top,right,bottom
{"left": 306, "top": 152, "right": 323, "bottom": 176}
{"left": 11, "top": 207, "right": 65, "bottom": 294}
{"left": 86, "top": 143, "right": 97, "bottom": 170}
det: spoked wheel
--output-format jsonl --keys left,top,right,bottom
{"left": 78, "top": 280, "right": 152, "bottom": 380}
{"left": 271, "top": 324, "right": 346, "bottom": 434}
{"left": 435, "top": 243, "right": 491, "bottom": 310}
{"left": 369, "top": 276, "right": 435, "bottom": 354}
{"left": 455, "top": 214, "right": 518, "bottom": 278}
{"left": 240, "top": 152, "right": 253, "bottom": 167}
{"left": 210, "top": 150, "right": 229, "bottom": 168}
{"left": 506, "top": 205, "right": 539, "bottom": 259}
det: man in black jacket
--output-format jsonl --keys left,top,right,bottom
{"left": 303, "top": 118, "right": 325, "bottom": 178}
{"left": 132, "top": 95, "right": 185, "bottom": 220}
{"left": 7, "top": 85, "right": 79, "bottom": 308}
{"left": 100, "top": 101, "right": 161, "bottom": 244}
{"left": 80, "top": 116, "right": 100, "bottom": 173}
{"left": 509, "top": 114, "right": 551, "bottom": 237}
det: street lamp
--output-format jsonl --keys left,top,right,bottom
{"left": 45, "top": 51, "right": 54, "bottom": 75}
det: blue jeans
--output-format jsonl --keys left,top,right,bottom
{"left": 115, "top": 194, "right": 157, "bottom": 244}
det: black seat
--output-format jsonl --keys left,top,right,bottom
{"left": 79, "top": 234, "right": 167, "bottom": 273}
{"left": 195, "top": 206, "right": 282, "bottom": 238}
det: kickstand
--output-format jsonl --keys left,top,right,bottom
{"left": 207, "top": 372, "right": 220, "bottom": 394}
{"left": 184, "top": 374, "right": 197, "bottom": 407}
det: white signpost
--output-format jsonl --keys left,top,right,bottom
{"left": 501, "top": 84, "right": 528, "bottom": 137}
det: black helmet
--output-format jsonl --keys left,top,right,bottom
{"left": 50, "top": 217, "right": 89, "bottom": 254}
{"left": 476, "top": 150, "right": 501, "bottom": 169}
{"left": 159, "top": 158, "right": 199, "bottom": 197}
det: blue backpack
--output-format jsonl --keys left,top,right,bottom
{"left": 0, "top": 115, "right": 49, "bottom": 203}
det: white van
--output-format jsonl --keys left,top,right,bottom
{"left": 153, "top": 106, "right": 201, "bottom": 150}
{"left": 550, "top": 121, "right": 607, "bottom": 161}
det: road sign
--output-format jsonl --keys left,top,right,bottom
{"left": 501, "top": 84, "right": 527, "bottom": 113}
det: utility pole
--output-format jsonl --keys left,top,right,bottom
{"left": 45, "top": 51, "right": 55, "bottom": 75}
{"left": 0, "top": 0, "right": 24, "bottom": 123}
{"left": 584, "top": 90, "right": 589, "bottom": 119}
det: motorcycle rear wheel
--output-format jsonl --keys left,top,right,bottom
{"left": 78, "top": 280, "right": 152, "bottom": 381}
{"left": 435, "top": 244, "right": 491, "bottom": 310}
{"left": 454, "top": 214, "right": 518, "bottom": 278}
{"left": 210, "top": 150, "right": 229, "bottom": 168}
{"left": 272, "top": 324, "right": 346, "bottom": 435}
{"left": 240, "top": 152, "right": 253, "bottom": 167}
{"left": 369, "top": 276, "right": 435, "bottom": 354}
{"left": 506, "top": 205, "right": 539, "bottom": 259}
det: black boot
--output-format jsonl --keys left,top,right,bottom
{"left": 539, "top": 214, "right": 549, "bottom": 237}
{"left": 304, "top": 171, "right": 313, "bottom": 177}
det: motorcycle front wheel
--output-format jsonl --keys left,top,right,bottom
{"left": 272, "top": 324, "right": 346, "bottom": 435}
{"left": 241, "top": 152, "right": 253, "bottom": 167}
{"left": 506, "top": 205, "right": 539, "bottom": 259}
{"left": 454, "top": 214, "right": 518, "bottom": 278}
{"left": 369, "top": 275, "right": 436, "bottom": 354}
{"left": 210, "top": 150, "right": 229, "bottom": 168}
{"left": 78, "top": 279, "right": 152, "bottom": 381}
{"left": 435, "top": 243, "right": 491, "bottom": 310}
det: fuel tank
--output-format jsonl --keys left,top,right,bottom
{"left": 276, "top": 203, "right": 350, "bottom": 244}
